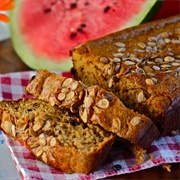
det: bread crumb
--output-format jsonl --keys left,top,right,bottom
{"left": 162, "top": 164, "right": 171, "bottom": 172}
{"left": 149, "top": 153, "right": 154, "bottom": 160}
{"left": 171, "top": 130, "right": 179, "bottom": 135}
{"left": 130, "top": 145, "right": 146, "bottom": 164}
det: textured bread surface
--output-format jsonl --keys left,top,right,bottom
{"left": 26, "top": 70, "right": 159, "bottom": 149}
{"left": 71, "top": 15, "right": 180, "bottom": 135}
{"left": 0, "top": 98, "right": 115, "bottom": 174}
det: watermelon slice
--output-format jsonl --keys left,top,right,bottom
{"left": 10, "top": 0, "right": 162, "bottom": 71}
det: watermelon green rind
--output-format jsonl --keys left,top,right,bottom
{"left": 141, "top": 0, "right": 164, "bottom": 23}
{"left": 123, "top": 0, "right": 161, "bottom": 28}
{"left": 10, "top": 0, "right": 161, "bottom": 72}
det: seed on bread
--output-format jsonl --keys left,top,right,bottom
{"left": 113, "top": 117, "right": 121, "bottom": 129}
{"left": 11, "top": 124, "right": 16, "bottom": 137}
{"left": 62, "top": 78, "right": 73, "bottom": 87}
{"left": 100, "top": 56, "right": 110, "bottom": 64}
{"left": 115, "top": 42, "right": 126, "bottom": 48}
{"left": 39, "top": 137, "right": 47, "bottom": 146}
{"left": 71, "top": 81, "right": 79, "bottom": 90}
{"left": 118, "top": 47, "right": 126, "bottom": 52}
{"left": 130, "top": 116, "right": 141, "bottom": 126}
{"left": 137, "top": 42, "right": 146, "bottom": 49}
{"left": 145, "top": 78, "right": 155, "bottom": 85}
{"left": 160, "top": 32, "right": 169, "bottom": 38}
{"left": 33, "top": 117, "right": 44, "bottom": 132}
{"left": 42, "top": 152, "right": 48, "bottom": 164}
{"left": 172, "top": 62, "right": 180, "bottom": 66}
{"left": 58, "top": 92, "right": 66, "bottom": 101}
{"left": 66, "top": 91, "right": 75, "bottom": 100}
{"left": 49, "top": 137, "right": 57, "bottom": 147}
{"left": 1, "top": 121, "right": 12, "bottom": 135}
{"left": 96, "top": 99, "right": 109, "bottom": 109}
{"left": 164, "top": 56, "right": 175, "bottom": 62}
{"left": 84, "top": 96, "right": 94, "bottom": 108}
{"left": 137, "top": 90, "right": 146, "bottom": 103}
{"left": 36, "top": 146, "right": 44, "bottom": 157}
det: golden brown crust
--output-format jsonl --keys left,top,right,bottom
{"left": 0, "top": 98, "right": 115, "bottom": 174}
{"left": 71, "top": 15, "right": 180, "bottom": 135}
{"left": 25, "top": 70, "right": 159, "bottom": 148}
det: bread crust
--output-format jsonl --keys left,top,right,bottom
{"left": 71, "top": 15, "right": 180, "bottom": 135}
{"left": 26, "top": 70, "right": 159, "bottom": 148}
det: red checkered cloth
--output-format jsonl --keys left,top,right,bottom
{"left": 0, "top": 71, "right": 180, "bottom": 180}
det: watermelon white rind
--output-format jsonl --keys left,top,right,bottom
{"left": 10, "top": 0, "right": 161, "bottom": 72}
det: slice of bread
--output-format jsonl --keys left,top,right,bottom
{"left": 25, "top": 69, "right": 159, "bottom": 149}
{"left": 0, "top": 98, "right": 115, "bottom": 174}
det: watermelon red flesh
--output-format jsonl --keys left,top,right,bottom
{"left": 11, "top": 0, "right": 159, "bottom": 71}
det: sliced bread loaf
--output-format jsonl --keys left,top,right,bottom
{"left": 71, "top": 15, "right": 180, "bottom": 135}
{"left": 25, "top": 69, "right": 160, "bottom": 149}
{"left": 0, "top": 98, "right": 115, "bottom": 174}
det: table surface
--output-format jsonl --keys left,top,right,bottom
{"left": 0, "top": 0, "right": 180, "bottom": 178}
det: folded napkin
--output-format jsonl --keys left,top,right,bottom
{"left": 0, "top": 71, "right": 180, "bottom": 180}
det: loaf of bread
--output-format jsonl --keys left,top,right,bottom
{"left": 71, "top": 15, "right": 180, "bottom": 136}
{"left": 0, "top": 98, "right": 115, "bottom": 174}
{"left": 25, "top": 69, "right": 159, "bottom": 149}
